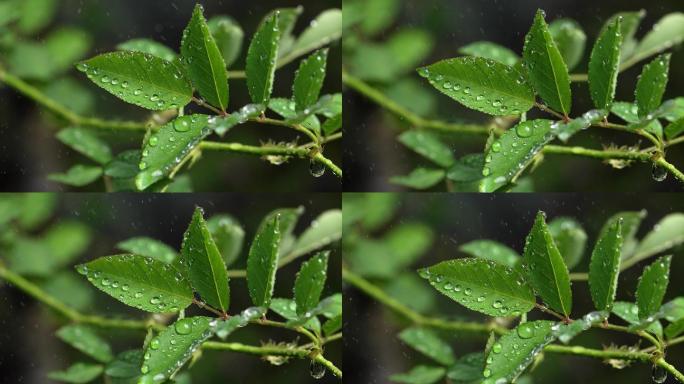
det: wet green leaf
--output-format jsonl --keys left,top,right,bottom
{"left": 139, "top": 316, "right": 215, "bottom": 382}
{"left": 458, "top": 41, "right": 519, "bottom": 67}
{"left": 636, "top": 255, "right": 672, "bottom": 320}
{"left": 555, "top": 109, "right": 608, "bottom": 142}
{"left": 215, "top": 306, "right": 266, "bottom": 339}
{"left": 588, "top": 17, "right": 622, "bottom": 110}
{"left": 48, "top": 362, "right": 103, "bottom": 383}
{"left": 48, "top": 165, "right": 103, "bottom": 187}
{"left": 7, "top": 41, "right": 54, "bottom": 80}
{"left": 632, "top": 213, "right": 684, "bottom": 262}
{"left": 116, "top": 237, "right": 177, "bottom": 264}
{"left": 76, "top": 254, "right": 193, "bottom": 313}
{"left": 247, "top": 214, "right": 281, "bottom": 307}
{"left": 322, "top": 314, "right": 342, "bottom": 336}
{"left": 612, "top": 301, "right": 663, "bottom": 337}
{"left": 390, "top": 168, "right": 445, "bottom": 190}
{"left": 294, "top": 251, "right": 329, "bottom": 316}
{"left": 662, "top": 297, "right": 684, "bottom": 322}
{"left": 399, "top": 327, "right": 455, "bottom": 365}
{"left": 398, "top": 131, "right": 454, "bottom": 168}
{"left": 46, "top": 27, "right": 93, "bottom": 73}
{"left": 17, "top": 193, "right": 57, "bottom": 230}
{"left": 290, "top": 209, "right": 342, "bottom": 259}
{"left": 206, "top": 214, "right": 244, "bottom": 266}
{"left": 135, "top": 114, "right": 211, "bottom": 191}
{"left": 418, "top": 56, "right": 534, "bottom": 116}
{"left": 322, "top": 113, "right": 342, "bottom": 136}
{"left": 552, "top": 311, "right": 608, "bottom": 344}
{"left": 665, "top": 117, "right": 684, "bottom": 140}
{"left": 386, "top": 28, "right": 434, "bottom": 75}
{"left": 480, "top": 120, "right": 554, "bottom": 192}
{"left": 246, "top": 12, "right": 280, "bottom": 104}
{"left": 483, "top": 321, "right": 556, "bottom": 384}
{"left": 290, "top": 9, "right": 341, "bottom": 58}
{"left": 446, "top": 352, "right": 485, "bottom": 382}
{"left": 549, "top": 18, "right": 586, "bottom": 71}
{"left": 117, "top": 39, "right": 177, "bottom": 62}
{"left": 181, "top": 4, "right": 229, "bottom": 110}
{"left": 632, "top": 13, "right": 684, "bottom": 64}
{"left": 459, "top": 240, "right": 520, "bottom": 269}
{"left": 269, "top": 298, "right": 321, "bottom": 332}
{"left": 207, "top": 16, "right": 244, "bottom": 67}
{"left": 605, "top": 11, "right": 645, "bottom": 61}
{"left": 589, "top": 218, "right": 622, "bottom": 311}
{"left": 56, "top": 325, "right": 113, "bottom": 363}
{"left": 259, "top": 207, "right": 303, "bottom": 257}
{"left": 43, "top": 78, "right": 95, "bottom": 115}
{"left": 666, "top": 318, "right": 684, "bottom": 339}
{"left": 390, "top": 365, "right": 446, "bottom": 384}
{"left": 105, "top": 349, "right": 143, "bottom": 379}
{"left": 181, "top": 207, "right": 230, "bottom": 312}
{"left": 635, "top": 54, "right": 671, "bottom": 118}
{"left": 293, "top": 49, "right": 328, "bottom": 112}
{"left": 211, "top": 103, "right": 264, "bottom": 136}
{"left": 419, "top": 258, "right": 535, "bottom": 317}
{"left": 598, "top": 210, "right": 645, "bottom": 261}
{"left": 17, "top": 0, "right": 57, "bottom": 34}
{"left": 57, "top": 128, "right": 112, "bottom": 165}
{"left": 267, "top": 7, "right": 302, "bottom": 58}
{"left": 548, "top": 217, "right": 587, "bottom": 270}
{"left": 523, "top": 10, "right": 572, "bottom": 115}
{"left": 523, "top": 211, "right": 573, "bottom": 316}
{"left": 446, "top": 154, "right": 485, "bottom": 183}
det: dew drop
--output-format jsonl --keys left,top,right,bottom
{"left": 175, "top": 318, "right": 193, "bottom": 335}
{"left": 483, "top": 368, "right": 492, "bottom": 378}
{"left": 482, "top": 167, "right": 491, "bottom": 177}
{"left": 652, "top": 164, "right": 667, "bottom": 182}
{"left": 492, "top": 342, "right": 502, "bottom": 354}
{"left": 310, "top": 360, "right": 326, "bottom": 379}
{"left": 517, "top": 323, "right": 534, "bottom": 339}
{"left": 492, "top": 300, "right": 503, "bottom": 309}
{"left": 464, "top": 288, "right": 472, "bottom": 296}
{"left": 652, "top": 364, "right": 667, "bottom": 383}
{"left": 149, "top": 136, "right": 159, "bottom": 147}
{"left": 491, "top": 142, "right": 502, "bottom": 153}
{"left": 516, "top": 124, "right": 533, "bottom": 138}
{"left": 174, "top": 120, "right": 191, "bottom": 132}
{"left": 310, "top": 160, "right": 325, "bottom": 178}
{"left": 150, "top": 338, "right": 160, "bottom": 350}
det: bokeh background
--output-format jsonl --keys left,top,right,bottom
{"left": 0, "top": 193, "right": 341, "bottom": 383}
{"left": 343, "top": 192, "right": 684, "bottom": 383}
{"left": 344, "top": 0, "right": 684, "bottom": 191}
{"left": 0, "top": 0, "right": 341, "bottom": 192}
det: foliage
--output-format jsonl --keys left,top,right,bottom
{"left": 0, "top": 194, "right": 343, "bottom": 382}
{"left": 343, "top": 193, "right": 684, "bottom": 383}
{"left": 0, "top": 1, "right": 342, "bottom": 191}
{"left": 343, "top": 1, "right": 684, "bottom": 191}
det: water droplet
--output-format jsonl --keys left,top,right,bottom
{"left": 652, "top": 164, "right": 667, "bottom": 182}
{"left": 476, "top": 95, "right": 484, "bottom": 101}
{"left": 516, "top": 124, "right": 533, "bottom": 138}
{"left": 492, "top": 342, "right": 502, "bottom": 354}
{"left": 134, "top": 292, "right": 143, "bottom": 298}
{"left": 652, "top": 364, "right": 667, "bottom": 383}
{"left": 149, "top": 136, "right": 159, "bottom": 147}
{"left": 150, "top": 296, "right": 161, "bottom": 305}
{"left": 101, "top": 76, "right": 110, "bottom": 83}
{"left": 477, "top": 296, "right": 485, "bottom": 302}
{"left": 101, "top": 278, "right": 111, "bottom": 286}
{"left": 310, "top": 360, "right": 326, "bottom": 379}
{"left": 492, "top": 300, "right": 503, "bottom": 308}
{"left": 134, "top": 89, "right": 142, "bottom": 96}
{"left": 464, "top": 288, "right": 472, "bottom": 296}
{"left": 463, "top": 87, "right": 471, "bottom": 95}
{"left": 174, "top": 120, "right": 191, "bottom": 132}
{"left": 141, "top": 364, "right": 149, "bottom": 374}
{"left": 517, "top": 323, "right": 534, "bottom": 339}
{"left": 150, "top": 338, "right": 160, "bottom": 350}
{"left": 175, "top": 318, "right": 193, "bottom": 335}
{"left": 482, "top": 167, "right": 491, "bottom": 177}
{"left": 491, "top": 142, "right": 502, "bottom": 153}
{"left": 483, "top": 368, "right": 492, "bottom": 378}
{"left": 310, "top": 160, "right": 325, "bottom": 178}
{"left": 443, "top": 81, "right": 452, "bottom": 89}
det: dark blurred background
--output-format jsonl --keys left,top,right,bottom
{"left": 344, "top": 193, "right": 684, "bottom": 383}
{"left": 344, "top": 0, "right": 684, "bottom": 191}
{"left": 0, "top": 0, "right": 341, "bottom": 192}
{"left": 0, "top": 193, "right": 341, "bottom": 383}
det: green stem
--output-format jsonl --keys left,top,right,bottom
{"left": 656, "top": 157, "right": 684, "bottom": 183}
{"left": 657, "top": 358, "right": 684, "bottom": 383}
{"left": 544, "top": 344, "right": 651, "bottom": 361}
{"left": 543, "top": 145, "right": 651, "bottom": 161}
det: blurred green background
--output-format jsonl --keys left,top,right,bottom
{"left": 0, "top": 193, "right": 341, "bottom": 383}
{"left": 343, "top": 192, "right": 684, "bottom": 383}
{"left": 0, "top": 0, "right": 341, "bottom": 192}
{"left": 343, "top": 0, "right": 684, "bottom": 191}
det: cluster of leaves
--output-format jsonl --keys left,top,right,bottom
{"left": 0, "top": 196, "right": 343, "bottom": 383}
{"left": 0, "top": 1, "right": 342, "bottom": 191}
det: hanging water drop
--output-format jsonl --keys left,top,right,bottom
{"left": 652, "top": 364, "right": 667, "bottom": 383}
{"left": 652, "top": 164, "right": 667, "bottom": 182}
{"left": 310, "top": 360, "right": 326, "bottom": 379}
{"left": 310, "top": 160, "right": 325, "bottom": 178}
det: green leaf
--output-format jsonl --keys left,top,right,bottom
{"left": 105, "top": 349, "right": 143, "bottom": 379}
{"left": 665, "top": 117, "right": 684, "bottom": 140}
{"left": 548, "top": 217, "right": 587, "bottom": 270}
{"left": 359, "top": 0, "right": 399, "bottom": 36}
{"left": 293, "top": 49, "right": 328, "bottom": 111}
{"left": 77, "top": 51, "right": 192, "bottom": 110}
{"left": 555, "top": 109, "right": 608, "bottom": 142}
{"left": 548, "top": 19, "right": 586, "bottom": 71}
{"left": 480, "top": 120, "right": 554, "bottom": 192}
{"left": 390, "top": 365, "right": 446, "bottom": 384}
{"left": 46, "top": 28, "right": 93, "bottom": 73}
{"left": 611, "top": 101, "right": 640, "bottom": 123}
{"left": 76, "top": 254, "right": 193, "bottom": 313}
{"left": 636, "top": 255, "right": 672, "bottom": 320}
{"left": 589, "top": 218, "right": 623, "bottom": 311}
{"left": 49, "top": 165, "right": 103, "bottom": 187}
{"left": 57, "top": 128, "right": 113, "bottom": 165}
{"left": 483, "top": 321, "right": 556, "bottom": 384}
{"left": 181, "top": 207, "right": 230, "bottom": 312}
{"left": 269, "top": 298, "right": 321, "bottom": 332}
{"left": 612, "top": 301, "right": 663, "bottom": 336}
{"left": 446, "top": 154, "right": 485, "bottom": 183}
{"left": 56, "top": 325, "right": 113, "bottom": 363}
{"left": 523, "top": 10, "right": 572, "bottom": 115}
{"left": 206, "top": 214, "right": 244, "bottom": 266}
{"left": 43, "top": 78, "right": 95, "bottom": 115}
{"left": 294, "top": 251, "right": 329, "bottom": 316}
{"left": 7, "top": 42, "right": 54, "bottom": 80}
{"left": 246, "top": 12, "right": 280, "bottom": 104}
{"left": 398, "top": 131, "right": 455, "bottom": 168}
{"left": 390, "top": 168, "right": 445, "bottom": 190}
{"left": 290, "top": 209, "right": 342, "bottom": 259}
{"left": 42, "top": 271, "right": 94, "bottom": 311}
{"left": 635, "top": 54, "right": 671, "bottom": 118}
{"left": 322, "top": 314, "right": 342, "bottom": 336}
{"left": 268, "top": 97, "right": 320, "bottom": 133}
{"left": 552, "top": 311, "right": 608, "bottom": 344}
{"left": 666, "top": 318, "right": 684, "bottom": 339}
{"left": 181, "top": 4, "right": 229, "bottom": 110}
{"left": 588, "top": 16, "right": 622, "bottom": 110}
{"left": 459, "top": 240, "right": 520, "bottom": 269}
{"left": 48, "top": 363, "right": 103, "bottom": 383}
{"left": 598, "top": 210, "right": 645, "bottom": 260}
{"left": 247, "top": 214, "right": 281, "bottom": 307}
{"left": 387, "top": 28, "right": 435, "bottom": 74}
{"left": 215, "top": 306, "right": 266, "bottom": 339}
{"left": 632, "top": 13, "right": 684, "bottom": 64}
{"left": 117, "top": 39, "right": 177, "bottom": 62}
{"left": 291, "top": 9, "right": 342, "bottom": 56}
{"left": 663, "top": 297, "right": 684, "bottom": 322}
{"left": 607, "top": 11, "right": 646, "bottom": 61}
{"left": 398, "top": 327, "right": 455, "bottom": 365}
{"left": 446, "top": 352, "right": 485, "bottom": 382}
{"left": 140, "top": 316, "right": 215, "bottom": 382}
{"left": 322, "top": 113, "right": 342, "bottom": 136}
{"left": 207, "top": 16, "right": 244, "bottom": 67}
{"left": 17, "top": 193, "right": 57, "bottom": 230}
{"left": 17, "top": 0, "right": 57, "bottom": 34}
{"left": 632, "top": 213, "right": 684, "bottom": 262}
{"left": 116, "top": 237, "right": 177, "bottom": 264}
{"left": 458, "top": 41, "right": 519, "bottom": 67}
{"left": 259, "top": 207, "right": 303, "bottom": 257}
{"left": 211, "top": 103, "right": 264, "bottom": 136}
{"left": 383, "top": 222, "right": 434, "bottom": 269}
{"left": 523, "top": 211, "right": 573, "bottom": 317}
{"left": 418, "top": 258, "right": 535, "bottom": 317}
{"left": 418, "top": 56, "right": 534, "bottom": 116}
{"left": 135, "top": 114, "right": 211, "bottom": 191}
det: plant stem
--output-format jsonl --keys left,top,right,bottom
{"left": 544, "top": 344, "right": 651, "bottom": 361}
{"left": 657, "top": 358, "right": 684, "bottom": 383}
{"left": 342, "top": 267, "right": 506, "bottom": 335}
{"left": 543, "top": 145, "right": 651, "bottom": 161}
{"left": 534, "top": 303, "right": 567, "bottom": 321}
{"left": 657, "top": 157, "right": 684, "bottom": 183}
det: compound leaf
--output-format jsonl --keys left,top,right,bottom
{"left": 76, "top": 254, "right": 193, "bottom": 313}
{"left": 116, "top": 237, "right": 177, "bottom": 264}
{"left": 117, "top": 39, "right": 177, "bottom": 62}
{"left": 458, "top": 41, "right": 519, "bottom": 66}
{"left": 77, "top": 51, "right": 192, "bottom": 111}
{"left": 458, "top": 240, "right": 520, "bottom": 269}
{"left": 247, "top": 214, "right": 281, "bottom": 307}
{"left": 294, "top": 251, "right": 329, "bottom": 316}
{"left": 523, "top": 211, "right": 573, "bottom": 317}
{"left": 635, "top": 54, "right": 671, "bottom": 118}
{"left": 418, "top": 258, "right": 535, "bottom": 317}
{"left": 246, "top": 12, "right": 280, "bottom": 104}
{"left": 181, "top": 4, "right": 229, "bottom": 110}
{"left": 636, "top": 255, "right": 672, "bottom": 320}
{"left": 398, "top": 131, "right": 455, "bottom": 168}
{"left": 418, "top": 56, "right": 534, "bottom": 116}
{"left": 180, "top": 207, "right": 230, "bottom": 312}
{"left": 523, "top": 10, "right": 572, "bottom": 115}
{"left": 548, "top": 18, "right": 586, "bottom": 71}
{"left": 293, "top": 49, "right": 328, "bottom": 111}
{"left": 548, "top": 217, "right": 587, "bottom": 270}
{"left": 56, "top": 325, "right": 113, "bottom": 363}
{"left": 588, "top": 218, "right": 623, "bottom": 311}
{"left": 588, "top": 16, "right": 622, "bottom": 110}
{"left": 390, "top": 168, "right": 446, "bottom": 190}
{"left": 48, "top": 363, "right": 103, "bottom": 383}
{"left": 398, "top": 327, "right": 455, "bottom": 366}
